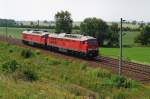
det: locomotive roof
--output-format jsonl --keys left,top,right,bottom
{"left": 49, "top": 33, "right": 96, "bottom": 41}
{"left": 22, "top": 30, "right": 49, "bottom": 36}
{"left": 22, "top": 30, "right": 96, "bottom": 41}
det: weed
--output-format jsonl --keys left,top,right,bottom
{"left": 113, "top": 92, "right": 128, "bottom": 99}
{"left": 93, "top": 69, "right": 111, "bottom": 78}
{"left": 9, "top": 49, "right": 13, "bottom": 53}
{"left": 23, "top": 68, "right": 38, "bottom": 81}
{"left": 80, "top": 62, "right": 87, "bottom": 70}
{"left": 35, "top": 50, "right": 40, "bottom": 55}
{"left": 21, "top": 49, "right": 33, "bottom": 58}
{"left": 112, "top": 75, "right": 138, "bottom": 89}
{"left": 61, "top": 60, "right": 71, "bottom": 66}
{"left": 2, "top": 60, "right": 19, "bottom": 72}
{"left": 49, "top": 60, "right": 61, "bottom": 65}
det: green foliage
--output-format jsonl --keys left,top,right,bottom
{"left": 9, "top": 49, "right": 13, "bottom": 53}
{"left": 100, "top": 75, "right": 139, "bottom": 89}
{"left": 107, "top": 23, "right": 119, "bottom": 47}
{"left": 2, "top": 60, "right": 19, "bottom": 72}
{"left": 55, "top": 10, "right": 73, "bottom": 33}
{"left": 0, "top": 19, "right": 16, "bottom": 27}
{"left": 48, "top": 60, "right": 61, "bottom": 65}
{"left": 35, "top": 50, "right": 40, "bottom": 55}
{"left": 23, "top": 68, "right": 38, "bottom": 81}
{"left": 112, "top": 75, "right": 138, "bottom": 88}
{"left": 135, "top": 25, "right": 150, "bottom": 46}
{"left": 80, "top": 17, "right": 109, "bottom": 45}
{"left": 94, "top": 69, "right": 111, "bottom": 78}
{"left": 21, "top": 49, "right": 33, "bottom": 58}
{"left": 61, "top": 60, "right": 71, "bottom": 66}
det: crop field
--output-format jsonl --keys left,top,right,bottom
{"left": 123, "top": 31, "right": 140, "bottom": 46}
{"left": 0, "top": 41, "right": 150, "bottom": 98}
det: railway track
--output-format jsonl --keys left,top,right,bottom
{"left": 99, "top": 56, "right": 150, "bottom": 83}
{"left": 0, "top": 35, "right": 150, "bottom": 84}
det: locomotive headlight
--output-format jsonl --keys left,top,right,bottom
{"left": 95, "top": 48, "right": 98, "bottom": 50}
{"left": 88, "top": 48, "right": 93, "bottom": 51}
{"left": 88, "top": 48, "right": 98, "bottom": 51}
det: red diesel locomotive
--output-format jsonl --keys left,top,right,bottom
{"left": 22, "top": 30, "right": 99, "bottom": 58}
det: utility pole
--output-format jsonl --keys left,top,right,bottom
{"left": 37, "top": 20, "right": 39, "bottom": 30}
{"left": 5, "top": 19, "right": 8, "bottom": 41}
{"left": 119, "top": 18, "right": 124, "bottom": 75}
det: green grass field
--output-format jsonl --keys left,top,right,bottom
{"left": 0, "top": 41, "right": 150, "bottom": 98}
{"left": 100, "top": 47, "right": 150, "bottom": 64}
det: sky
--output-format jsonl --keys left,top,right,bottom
{"left": 0, "top": 0, "right": 150, "bottom": 22}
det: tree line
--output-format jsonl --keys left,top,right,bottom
{"left": 0, "top": 19, "right": 16, "bottom": 27}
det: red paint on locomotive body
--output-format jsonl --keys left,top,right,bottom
{"left": 22, "top": 30, "right": 48, "bottom": 45}
{"left": 47, "top": 33, "right": 88, "bottom": 53}
{"left": 22, "top": 30, "right": 99, "bottom": 57}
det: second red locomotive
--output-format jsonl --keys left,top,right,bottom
{"left": 22, "top": 30, "right": 99, "bottom": 58}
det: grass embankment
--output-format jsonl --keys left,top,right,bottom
{"left": 0, "top": 41, "right": 150, "bottom": 98}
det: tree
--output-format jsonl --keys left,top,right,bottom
{"left": 30, "top": 21, "right": 34, "bottom": 27}
{"left": 80, "top": 17, "right": 109, "bottom": 45}
{"left": 0, "top": 19, "right": 16, "bottom": 27}
{"left": 55, "top": 11, "right": 73, "bottom": 33}
{"left": 135, "top": 25, "right": 150, "bottom": 46}
{"left": 132, "top": 20, "right": 137, "bottom": 25}
{"left": 107, "top": 23, "right": 119, "bottom": 47}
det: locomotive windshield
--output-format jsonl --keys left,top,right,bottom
{"left": 87, "top": 39, "right": 98, "bottom": 45}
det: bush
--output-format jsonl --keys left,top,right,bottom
{"left": 2, "top": 60, "right": 19, "bottom": 72}
{"left": 134, "top": 26, "right": 150, "bottom": 46}
{"left": 23, "top": 69, "right": 38, "bottom": 81}
{"left": 35, "top": 50, "right": 40, "bottom": 55}
{"left": 112, "top": 76, "right": 127, "bottom": 88}
{"left": 112, "top": 75, "right": 138, "bottom": 88}
{"left": 9, "top": 49, "right": 13, "bottom": 53}
{"left": 21, "top": 49, "right": 33, "bottom": 58}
